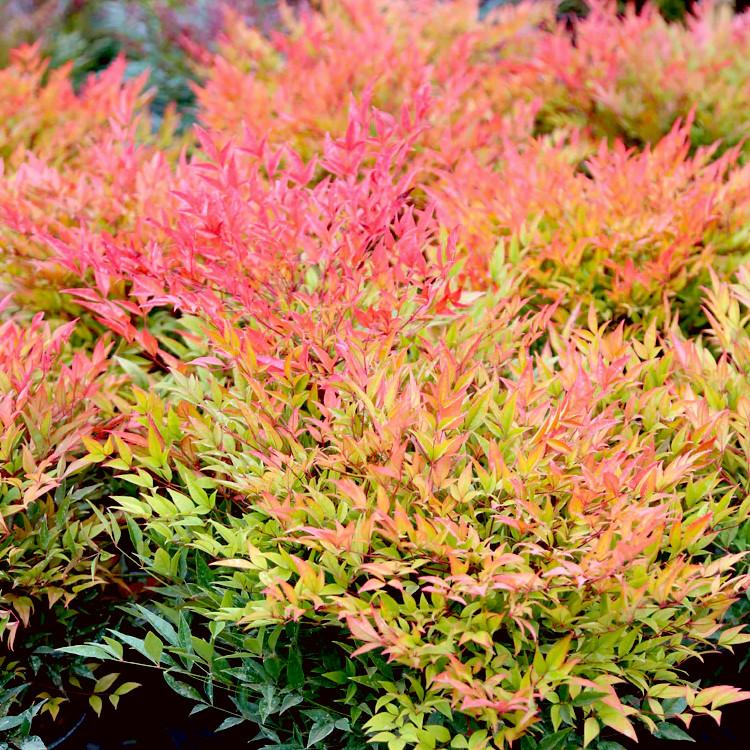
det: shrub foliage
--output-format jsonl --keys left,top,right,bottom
{"left": 4, "top": 2, "right": 750, "bottom": 749}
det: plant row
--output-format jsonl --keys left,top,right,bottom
{"left": 3, "top": 2, "right": 750, "bottom": 749}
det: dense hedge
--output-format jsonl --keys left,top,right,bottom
{"left": 3, "top": 2, "right": 750, "bottom": 749}
{"left": 0, "top": 2, "right": 731, "bottom": 123}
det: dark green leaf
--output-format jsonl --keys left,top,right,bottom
{"left": 286, "top": 649, "right": 304, "bottom": 689}
{"left": 307, "top": 720, "right": 335, "bottom": 748}
{"left": 217, "top": 716, "right": 245, "bottom": 732}
{"left": 164, "top": 671, "right": 203, "bottom": 703}
{"left": 654, "top": 722, "right": 695, "bottom": 742}
{"left": 56, "top": 644, "right": 117, "bottom": 661}
{"left": 280, "top": 693, "right": 303, "bottom": 715}
{"left": 178, "top": 614, "right": 193, "bottom": 655}
{"left": 539, "top": 729, "right": 572, "bottom": 750}
{"left": 0, "top": 715, "right": 24, "bottom": 732}
{"left": 572, "top": 691, "right": 609, "bottom": 707}
{"left": 129, "top": 604, "right": 178, "bottom": 645}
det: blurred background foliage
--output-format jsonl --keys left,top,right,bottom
{"left": 0, "top": 0, "right": 282, "bottom": 126}
{"left": 0, "top": 0, "right": 738, "bottom": 128}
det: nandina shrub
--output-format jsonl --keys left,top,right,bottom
{"left": 532, "top": 1, "right": 750, "bottom": 150}
{"left": 0, "top": 313, "right": 137, "bottom": 722}
{"left": 52, "top": 94, "right": 750, "bottom": 747}
{"left": 82, "top": 290, "right": 750, "bottom": 748}
{"left": 196, "top": 0, "right": 553, "bottom": 158}
{"left": 431, "top": 118, "right": 750, "bottom": 329}
{"left": 0, "top": 44, "right": 157, "bottom": 169}
{"left": 0, "top": 1, "right": 282, "bottom": 125}
{"left": 0, "top": 37, "right": 191, "bottom": 324}
{"left": 0, "top": 44, "right": 182, "bottom": 336}
{"left": 13, "top": 2, "right": 747, "bottom": 343}
{"left": 197, "top": 1, "right": 750, "bottom": 157}
{"left": 667, "top": 265, "right": 750, "bottom": 555}
{"left": 7, "top": 2, "right": 750, "bottom": 343}
{"left": 5, "top": 1, "right": 750, "bottom": 748}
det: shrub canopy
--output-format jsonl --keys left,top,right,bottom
{"left": 3, "top": 3, "right": 750, "bottom": 749}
